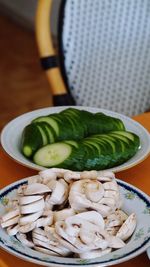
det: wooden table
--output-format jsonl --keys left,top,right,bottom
{"left": 0, "top": 112, "right": 150, "bottom": 267}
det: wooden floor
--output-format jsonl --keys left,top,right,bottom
{"left": 0, "top": 15, "right": 52, "bottom": 132}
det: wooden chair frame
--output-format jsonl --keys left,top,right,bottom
{"left": 36, "top": 0, "right": 75, "bottom": 105}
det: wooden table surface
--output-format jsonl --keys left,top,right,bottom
{"left": 0, "top": 112, "right": 150, "bottom": 267}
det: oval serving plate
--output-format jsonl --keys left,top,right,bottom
{"left": 1, "top": 106, "right": 150, "bottom": 172}
{"left": 0, "top": 177, "right": 150, "bottom": 267}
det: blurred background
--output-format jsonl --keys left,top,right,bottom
{"left": 0, "top": 0, "right": 61, "bottom": 131}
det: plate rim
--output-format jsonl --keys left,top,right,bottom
{"left": 0, "top": 177, "right": 150, "bottom": 267}
{"left": 1, "top": 106, "right": 150, "bottom": 172}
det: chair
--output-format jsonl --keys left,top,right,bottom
{"left": 35, "top": 0, "right": 150, "bottom": 116}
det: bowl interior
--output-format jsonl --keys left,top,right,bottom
{"left": 0, "top": 178, "right": 150, "bottom": 267}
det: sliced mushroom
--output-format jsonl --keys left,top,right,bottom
{"left": 19, "top": 222, "right": 36, "bottom": 233}
{"left": 115, "top": 209, "right": 128, "bottom": 222}
{"left": 103, "top": 180, "right": 118, "bottom": 191}
{"left": 16, "top": 233, "right": 34, "bottom": 247}
{"left": 80, "top": 170, "right": 98, "bottom": 180}
{"left": 23, "top": 183, "right": 51, "bottom": 195}
{"left": 99, "top": 197, "right": 116, "bottom": 208}
{"left": 64, "top": 171, "right": 81, "bottom": 183}
{"left": 97, "top": 171, "right": 115, "bottom": 181}
{"left": 105, "top": 213, "right": 123, "bottom": 228}
{"left": 36, "top": 211, "right": 53, "bottom": 228}
{"left": 116, "top": 213, "right": 136, "bottom": 241}
{"left": 39, "top": 169, "right": 57, "bottom": 182}
{"left": 33, "top": 232, "right": 69, "bottom": 256}
{"left": 19, "top": 210, "right": 43, "bottom": 225}
{"left": 1, "top": 215, "right": 19, "bottom": 228}
{"left": 20, "top": 198, "right": 45, "bottom": 214}
{"left": 28, "top": 175, "right": 42, "bottom": 184}
{"left": 92, "top": 202, "right": 113, "bottom": 217}
{"left": 40, "top": 168, "right": 68, "bottom": 178}
{"left": 104, "top": 190, "right": 120, "bottom": 201}
{"left": 46, "top": 179, "right": 68, "bottom": 206}
{"left": 85, "top": 180, "right": 104, "bottom": 202}
{"left": 0, "top": 209, "right": 19, "bottom": 223}
{"left": 7, "top": 224, "right": 19, "bottom": 236}
{"left": 107, "top": 235, "right": 125, "bottom": 248}
{"left": 54, "top": 208, "right": 75, "bottom": 223}
{"left": 19, "top": 195, "right": 43, "bottom": 205}
{"left": 67, "top": 211, "right": 105, "bottom": 229}
{"left": 56, "top": 214, "right": 108, "bottom": 251}
{"left": 43, "top": 226, "right": 71, "bottom": 256}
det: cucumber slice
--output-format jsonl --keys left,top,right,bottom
{"left": 111, "top": 131, "right": 135, "bottom": 141}
{"left": 43, "top": 123, "right": 55, "bottom": 143}
{"left": 60, "top": 109, "right": 85, "bottom": 138}
{"left": 21, "top": 124, "right": 43, "bottom": 157}
{"left": 32, "top": 116, "right": 59, "bottom": 136}
{"left": 33, "top": 142, "right": 72, "bottom": 167}
{"left": 36, "top": 122, "right": 48, "bottom": 146}
{"left": 64, "top": 140, "right": 79, "bottom": 148}
{"left": 91, "top": 134, "right": 116, "bottom": 153}
{"left": 109, "top": 133, "right": 130, "bottom": 145}
{"left": 82, "top": 140, "right": 101, "bottom": 155}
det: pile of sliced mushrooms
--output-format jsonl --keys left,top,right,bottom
{"left": 0, "top": 169, "right": 137, "bottom": 259}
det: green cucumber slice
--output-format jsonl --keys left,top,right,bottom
{"left": 33, "top": 142, "right": 72, "bottom": 167}
{"left": 64, "top": 140, "right": 79, "bottom": 148}
{"left": 111, "top": 131, "right": 135, "bottom": 141}
{"left": 36, "top": 123, "right": 48, "bottom": 146}
{"left": 44, "top": 123, "right": 55, "bottom": 143}
{"left": 82, "top": 140, "right": 101, "bottom": 155}
{"left": 21, "top": 124, "right": 43, "bottom": 157}
{"left": 32, "top": 116, "right": 59, "bottom": 136}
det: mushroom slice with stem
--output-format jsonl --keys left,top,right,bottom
{"left": 36, "top": 211, "right": 53, "bottom": 228}
{"left": 116, "top": 213, "right": 137, "bottom": 241}
{"left": 19, "top": 210, "right": 43, "bottom": 225}
{"left": 46, "top": 179, "right": 69, "bottom": 206}
{"left": 69, "top": 179, "right": 105, "bottom": 213}
{"left": 67, "top": 211, "right": 105, "bottom": 229}
{"left": 19, "top": 222, "right": 36, "bottom": 233}
{"left": 85, "top": 180, "right": 104, "bottom": 202}
{"left": 99, "top": 197, "right": 116, "bottom": 208}
{"left": 33, "top": 227, "right": 70, "bottom": 256}
{"left": 44, "top": 226, "right": 71, "bottom": 256}
{"left": 54, "top": 208, "right": 75, "bottom": 223}
{"left": 107, "top": 235, "right": 125, "bottom": 248}
{"left": 59, "top": 213, "right": 108, "bottom": 250}
{"left": 16, "top": 232, "right": 34, "bottom": 247}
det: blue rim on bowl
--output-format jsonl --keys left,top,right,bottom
{"left": 0, "top": 177, "right": 150, "bottom": 267}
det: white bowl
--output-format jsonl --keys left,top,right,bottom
{"left": 0, "top": 176, "right": 150, "bottom": 267}
{"left": 1, "top": 106, "right": 150, "bottom": 172}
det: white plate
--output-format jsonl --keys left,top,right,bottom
{"left": 1, "top": 106, "right": 150, "bottom": 172}
{"left": 0, "top": 177, "right": 150, "bottom": 267}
